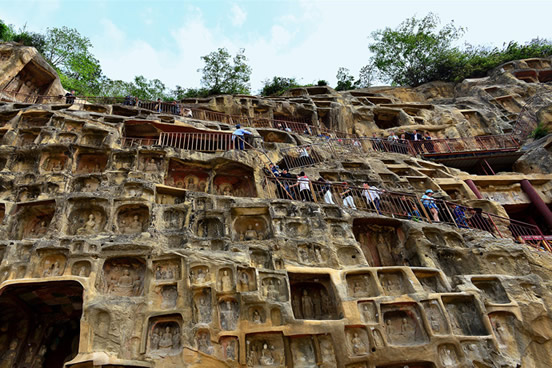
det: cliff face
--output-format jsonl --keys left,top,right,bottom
{"left": 0, "top": 44, "right": 552, "bottom": 368}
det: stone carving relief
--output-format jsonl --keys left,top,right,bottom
{"left": 297, "top": 243, "right": 325, "bottom": 265}
{"left": 42, "top": 154, "right": 67, "bottom": 172}
{"left": 439, "top": 344, "right": 460, "bottom": 367}
{"left": 444, "top": 298, "right": 487, "bottom": 336}
{"left": 249, "top": 307, "right": 266, "bottom": 325}
{"left": 489, "top": 312, "right": 520, "bottom": 359}
{"left": 237, "top": 267, "right": 256, "bottom": 292}
{"left": 318, "top": 336, "right": 337, "bottom": 366}
{"left": 382, "top": 304, "right": 429, "bottom": 346}
{"left": 219, "top": 299, "right": 238, "bottom": 331}
{"left": 153, "top": 260, "right": 181, "bottom": 281}
{"left": 415, "top": 271, "right": 447, "bottom": 293}
{"left": 196, "top": 217, "right": 224, "bottom": 238}
{"left": 246, "top": 334, "right": 285, "bottom": 367}
{"left": 251, "top": 249, "right": 271, "bottom": 269}
{"left": 290, "top": 336, "right": 316, "bottom": 367}
{"left": 148, "top": 320, "right": 181, "bottom": 356}
{"left": 472, "top": 278, "right": 511, "bottom": 304}
{"left": 218, "top": 268, "right": 234, "bottom": 292}
{"left": 116, "top": 205, "right": 149, "bottom": 234}
{"left": 71, "top": 260, "right": 91, "bottom": 277}
{"left": 39, "top": 254, "right": 67, "bottom": 277}
{"left": 162, "top": 209, "right": 186, "bottom": 230}
{"left": 421, "top": 300, "right": 449, "bottom": 335}
{"left": 262, "top": 277, "right": 288, "bottom": 302}
{"left": 346, "top": 328, "right": 369, "bottom": 356}
{"left": 196, "top": 330, "right": 213, "bottom": 354}
{"left": 234, "top": 215, "right": 271, "bottom": 241}
{"left": 378, "top": 271, "right": 411, "bottom": 296}
{"left": 190, "top": 266, "right": 210, "bottom": 285}
{"left": 193, "top": 289, "right": 212, "bottom": 324}
{"left": 76, "top": 153, "right": 108, "bottom": 174}
{"left": 221, "top": 336, "right": 238, "bottom": 360}
{"left": 161, "top": 285, "right": 178, "bottom": 309}
{"left": 358, "top": 301, "right": 378, "bottom": 324}
{"left": 70, "top": 207, "right": 106, "bottom": 235}
{"left": 291, "top": 283, "right": 335, "bottom": 320}
{"left": 101, "top": 258, "right": 145, "bottom": 297}
{"left": 347, "top": 273, "right": 379, "bottom": 298}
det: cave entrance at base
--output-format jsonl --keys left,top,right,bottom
{"left": 0, "top": 280, "right": 84, "bottom": 368}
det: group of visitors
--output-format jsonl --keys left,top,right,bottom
{"left": 370, "top": 130, "right": 435, "bottom": 154}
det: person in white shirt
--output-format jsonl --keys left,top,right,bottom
{"left": 291, "top": 172, "right": 313, "bottom": 202}
{"left": 361, "top": 183, "right": 382, "bottom": 213}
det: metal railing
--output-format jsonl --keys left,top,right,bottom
{"left": 280, "top": 143, "right": 330, "bottom": 169}
{"left": 263, "top": 176, "right": 551, "bottom": 251}
{"left": 122, "top": 132, "right": 249, "bottom": 152}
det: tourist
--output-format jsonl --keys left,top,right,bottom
{"left": 371, "top": 132, "right": 382, "bottom": 151}
{"left": 423, "top": 131, "right": 435, "bottom": 153}
{"left": 65, "top": 90, "right": 76, "bottom": 104}
{"left": 291, "top": 172, "right": 313, "bottom": 202}
{"left": 318, "top": 176, "right": 334, "bottom": 204}
{"left": 411, "top": 129, "right": 423, "bottom": 154}
{"left": 278, "top": 169, "right": 295, "bottom": 199}
{"left": 450, "top": 203, "right": 469, "bottom": 228}
{"left": 361, "top": 183, "right": 381, "bottom": 213}
{"left": 340, "top": 182, "right": 356, "bottom": 209}
{"left": 155, "top": 98, "right": 163, "bottom": 113}
{"left": 387, "top": 131, "right": 399, "bottom": 142}
{"left": 421, "top": 189, "right": 439, "bottom": 222}
{"left": 170, "top": 101, "right": 180, "bottom": 115}
{"left": 388, "top": 131, "right": 399, "bottom": 153}
{"left": 398, "top": 195, "right": 421, "bottom": 221}
{"left": 182, "top": 108, "right": 193, "bottom": 117}
{"left": 298, "top": 146, "right": 314, "bottom": 166}
{"left": 398, "top": 133, "right": 409, "bottom": 154}
{"left": 232, "top": 124, "right": 252, "bottom": 150}
{"left": 269, "top": 163, "right": 280, "bottom": 177}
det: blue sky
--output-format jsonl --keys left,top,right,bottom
{"left": 2, "top": 0, "right": 552, "bottom": 93}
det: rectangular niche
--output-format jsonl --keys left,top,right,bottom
{"left": 346, "top": 271, "right": 380, "bottom": 298}
{"left": 260, "top": 273, "right": 289, "bottom": 302}
{"left": 231, "top": 207, "right": 272, "bottom": 241}
{"left": 442, "top": 295, "right": 489, "bottom": 336}
{"left": 165, "top": 159, "right": 209, "bottom": 192}
{"left": 245, "top": 332, "right": 285, "bottom": 367}
{"left": 358, "top": 300, "right": 379, "bottom": 324}
{"left": 66, "top": 198, "right": 109, "bottom": 236}
{"left": 99, "top": 257, "right": 146, "bottom": 297}
{"left": 421, "top": 299, "right": 450, "bottom": 336}
{"left": 413, "top": 269, "right": 448, "bottom": 293}
{"left": 11, "top": 200, "right": 56, "bottom": 240}
{"left": 353, "top": 218, "right": 405, "bottom": 267}
{"left": 288, "top": 272, "right": 339, "bottom": 320}
{"left": 75, "top": 151, "right": 109, "bottom": 174}
{"left": 381, "top": 302, "right": 429, "bottom": 346}
{"left": 289, "top": 335, "right": 317, "bottom": 367}
{"left": 471, "top": 277, "right": 510, "bottom": 304}
{"left": 153, "top": 259, "right": 182, "bottom": 282}
{"left": 156, "top": 186, "right": 186, "bottom": 205}
{"left": 145, "top": 314, "right": 183, "bottom": 356}
{"left": 377, "top": 269, "right": 415, "bottom": 296}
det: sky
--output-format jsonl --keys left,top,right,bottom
{"left": 1, "top": 0, "right": 551, "bottom": 94}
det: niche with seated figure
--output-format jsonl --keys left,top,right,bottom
{"left": 123, "top": 183, "right": 153, "bottom": 200}
{"left": 381, "top": 303, "right": 429, "bottom": 346}
{"left": 378, "top": 270, "right": 414, "bottom": 296}
{"left": 289, "top": 273, "right": 338, "bottom": 320}
{"left": 73, "top": 176, "right": 102, "bottom": 192}
{"left": 213, "top": 163, "right": 256, "bottom": 197}
{"left": 248, "top": 306, "right": 267, "bottom": 325}
{"left": 261, "top": 275, "right": 288, "bottom": 302}
{"left": 37, "top": 252, "right": 67, "bottom": 277}
{"left": 139, "top": 154, "right": 164, "bottom": 173}
{"left": 353, "top": 218, "right": 406, "bottom": 267}
{"left": 472, "top": 278, "right": 510, "bottom": 304}
{"left": 115, "top": 204, "right": 150, "bottom": 234}
{"left": 195, "top": 216, "right": 224, "bottom": 238}
{"left": 297, "top": 243, "right": 326, "bottom": 265}
{"left": 232, "top": 208, "right": 272, "bottom": 241}
{"left": 110, "top": 152, "right": 135, "bottom": 171}
{"left": 71, "top": 260, "right": 92, "bottom": 277}
{"left": 443, "top": 296, "right": 488, "bottom": 336}
{"left": 99, "top": 257, "right": 146, "bottom": 297}
{"left": 358, "top": 301, "right": 379, "bottom": 324}
{"left": 347, "top": 271, "right": 380, "bottom": 298}
{"left": 161, "top": 208, "right": 188, "bottom": 230}
{"left": 75, "top": 152, "right": 109, "bottom": 174}
{"left": 346, "top": 327, "right": 370, "bottom": 357}
{"left": 146, "top": 315, "right": 183, "bottom": 356}
{"left": 67, "top": 201, "right": 108, "bottom": 236}
{"left": 165, "top": 160, "right": 209, "bottom": 192}
{"left": 190, "top": 265, "right": 211, "bottom": 286}
{"left": 11, "top": 200, "right": 56, "bottom": 240}
{"left": 40, "top": 152, "right": 69, "bottom": 173}
{"left": 245, "top": 332, "right": 286, "bottom": 367}
{"left": 153, "top": 259, "right": 181, "bottom": 282}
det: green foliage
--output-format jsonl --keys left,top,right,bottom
{"left": 530, "top": 122, "right": 550, "bottom": 140}
{"left": 0, "top": 20, "right": 45, "bottom": 52}
{"left": 335, "top": 67, "right": 355, "bottom": 91}
{"left": 260, "top": 76, "right": 301, "bottom": 96}
{"left": 199, "top": 48, "right": 252, "bottom": 95}
{"left": 317, "top": 80, "right": 328, "bottom": 86}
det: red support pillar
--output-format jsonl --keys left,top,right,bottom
{"left": 520, "top": 179, "right": 552, "bottom": 230}
{"left": 464, "top": 179, "right": 483, "bottom": 199}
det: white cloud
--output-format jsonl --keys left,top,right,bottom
{"left": 229, "top": 4, "right": 247, "bottom": 27}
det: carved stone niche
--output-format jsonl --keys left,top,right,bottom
{"left": 81, "top": 130, "right": 108, "bottom": 147}
{"left": 40, "top": 152, "right": 69, "bottom": 173}
{"left": 165, "top": 160, "right": 209, "bottom": 192}
{"left": 122, "top": 183, "right": 153, "bottom": 201}
{"left": 213, "top": 162, "right": 256, "bottom": 197}
{"left": 20, "top": 111, "right": 54, "bottom": 128}
{"left": 217, "top": 267, "right": 234, "bottom": 293}
{"left": 289, "top": 273, "right": 338, "bottom": 320}
{"left": 246, "top": 332, "right": 285, "bottom": 367}
{"left": 346, "top": 272, "right": 380, "bottom": 298}
{"left": 220, "top": 336, "right": 238, "bottom": 361}
{"left": 156, "top": 187, "right": 187, "bottom": 205}
{"left": 414, "top": 270, "right": 448, "bottom": 293}
{"left": 353, "top": 218, "right": 405, "bottom": 267}
{"left": 290, "top": 336, "right": 317, "bottom": 367}
{"left": 219, "top": 298, "right": 239, "bottom": 331}
{"left": 190, "top": 265, "right": 211, "bottom": 286}
{"left": 73, "top": 176, "right": 101, "bottom": 192}
{"left": 71, "top": 260, "right": 92, "bottom": 277}
{"left": 421, "top": 299, "right": 450, "bottom": 336}
{"left": 297, "top": 243, "right": 326, "bottom": 265}
{"left": 460, "top": 339, "right": 495, "bottom": 365}
{"left": 381, "top": 303, "right": 429, "bottom": 346}
{"left": 285, "top": 221, "right": 310, "bottom": 238}
{"left": 472, "top": 278, "right": 511, "bottom": 304}
{"left": 139, "top": 154, "right": 164, "bottom": 173}
{"left": 337, "top": 246, "right": 364, "bottom": 266}
{"left": 160, "top": 284, "right": 178, "bottom": 309}
{"left": 160, "top": 208, "right": 187, "bottom": 231}
{"left": 146, "top": 314, "right": 183, "bottom": 356}
{"left": 153, "top": 259, "right": 181, "bottom": 282}
{"left": 250, "top": 248, "right": 272, "bottom": 269}
{"left": 231, "top": 208, "right": 272, "bottom": 241}
{"left": 358, "top": 301, "right": 379, "bottom": 324}
{"left": 17, "top": 131, "right": 39, "bottom": 146}
{"left": 196, "top": 217, "right": 224, "bottom": 238}
{"left": 111, "top": 152, "right": 134, "bottom": 171}
{"left": 116, "top": 204, "right": 149, "bottom": 234}
{"left": 58, "top": 132, "right": 78, "bottom": 144}
{"left": 261, "top": 275, "right": 289, "bottom": 302}
{"left": 11, "top": 200, "right": 55, "bottom": 240}
{"left": 67, "top": 201, "right": 108, "bottom": 236}
{"left": 37, "top": 252, "right": 67, "bottom": 277}
{"left": 378, "top": 270, "right": 414, "bottom": 296}
{"left": 99, "top": 257, "right": 146, "bottom": 297}
{"left": 346, "top": 327, "right": 370, "bottom": 357}
{"left": 16, "top": 185, "right": 40, "bottom": 202}
{"left": 438, "top": 343, "right": 462, "bottom": 367}
{"left": 193, "top": 288, "right": 212, "bottom": 324}
{"left": 196, "top": 329, "right": 214, "bottom": 355}
{"left": 488, "top": 312, "right": 520, "bottom": 359}
{"left": 443, "top": 296, "right": 488, "bottom": 336}
{"left": 11, "top": 152, "right": 39, "bottom": 172}
{"left": 75, "top": 152, "right": 108, "bottom": 174}
{"left": 237, "top": 267, "right": 257, "bottom": 292}
{"left": 248, "top": 306, "right": 267, "bottom": 325}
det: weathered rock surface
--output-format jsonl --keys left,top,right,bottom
{"left": 0, "top": 44, "right": 551, "bottom": 368}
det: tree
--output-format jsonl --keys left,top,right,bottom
{"left": 317, "top": 80, "right": 328, "bottom": 86}
{"left": 335, "top": 67, "right": 355, "bottom": 91}
{"left": 199, "top": 48, "right": 252, "bottom": 95}
{"left": 0, "top": 20, "right": 45, "bottom": 53}
{"left": 369, "top": 13, "right": 465, "bottom": 86}
{"left": 260, "top": 76, "right": 300, "bottom": 96}
{"left": 128, "top": 75, "right": 168, "bottom": 100}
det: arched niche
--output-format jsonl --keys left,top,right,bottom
{"left": 165, "top": 159, "right": 209, "bottom": 192}
{"left": 37, "top": 252, "right": 67, "bottom": 277}
{"left": 232, "top": 215, "right": 271, "bottom": 241}
{"left": 71, "top": 260, "right": 92, "bottom": 277}
{"left": 218, "top": 298, "right": 239, "bottom": 331}
{"left": 116, "top": 204, "right": 150, "bottom": 234}
{"left": 99, "top": 257, "right": 146, "bottom": 297}
{"left": 192, "top": 288, "right": 212, "bottom": 324}
{"left": 213, "top": 162, "right": 256, "bottom": 197}
{"left": 139, "top": 154, "right": 164, "bottom": 173}
{"left": 67, "top": 201, "right": 108, "bottom": 236}
{"left": 260, "top": 275, "right": 288, "bottom": 302}
{"left": 190, "top": 265, "right": 211, "bottom": 285}
{"left": 11, "top": 200, "right": 55, "bottom": 240}
{"left": 146, "top": 314, "right": 183, "bottom": 356}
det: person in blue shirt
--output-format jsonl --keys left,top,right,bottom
{"left": 232, "top": 124, "right": 252, "bottom": 150}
